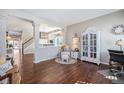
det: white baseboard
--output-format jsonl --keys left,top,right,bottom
{"left": 24, "top": 51, "right": 34, "bottom": 54}
{"left": 34, "top": 57, "right": 56, "bottom": 63}
{"left": 80, "top": 59, "right": 109, "bottom": 65}
{"left": 100, "top": 61, "right": 109, "bottom": 65}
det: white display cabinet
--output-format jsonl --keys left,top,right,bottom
{"left": 81, "top": 27, "right": 100, "bottom": 65}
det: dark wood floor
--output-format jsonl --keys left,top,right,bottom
{"left": 21, "top": 54, "right": 111, "bottom": 84}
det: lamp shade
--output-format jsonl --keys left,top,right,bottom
{"left": 72, "top": 33, "right": 79, "bottom": 50}
{"left": 72, "top": 37, "right": 79, "bottom": 44}
{"left": 72, "top": 44, "right": 78, "bottom": 50}
{"left": 115, "top": 39, "right": 122, "bottom": 46}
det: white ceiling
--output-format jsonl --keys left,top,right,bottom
{"left": 6, "top": 16, "right": 34, "bottom": 42}
{"left": 20, "top": 9, "right": 120, "bottom": 26}
{"left": 7, "top": 17, "right": 33, "bottom": 31}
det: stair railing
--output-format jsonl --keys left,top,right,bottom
{"left": 22, "top": 37, "right": 33, "bottom": 54}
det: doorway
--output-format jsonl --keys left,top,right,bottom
{"left": 6, "top": 31, "right": 22, "bottom": 68}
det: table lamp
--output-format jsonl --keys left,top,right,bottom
{"left": 72, "top": 33, "right": 79, "bottom": 51}
{"left": 115, "top": 39, "right": 123, "bottom": 51}
{"left": 60, "top": 43, "right": 67, "bottom": 51}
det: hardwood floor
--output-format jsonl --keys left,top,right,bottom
{"left": 21, "top": 54, "right": 111, "bottom": 84}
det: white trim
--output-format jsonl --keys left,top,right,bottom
{"left": 34, "top": 57, "right": 56, "bottom": 63}
{"left": 100, "top": 61, "right": 109, "bottom": 65}
{"left": 24, "top": 52, "right": 34, "bottom": 54}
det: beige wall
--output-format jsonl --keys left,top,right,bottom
{"left": 66, "top": 10, "right": 124, "bottom": 64}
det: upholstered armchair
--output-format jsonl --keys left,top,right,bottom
{"left": 0, "top": 65, "right": 21, "bottom": 84}
{"left": 61, "top": 51, "right": 70, "bottom": 62}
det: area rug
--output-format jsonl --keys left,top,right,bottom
{"left": 98, "top": 69, "right": 124, "bottom": 84}
{"left": 55, "top": 58, "right": 77, "bottom": 64}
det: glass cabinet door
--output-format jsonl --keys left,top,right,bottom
{"left": 81, "top": 28, "right": 100, "bottom": 63}
{"left": 89, "top": 33, "right": 97, "bottom": 58}
{"left": 82, "top": 34, "right": 88, "bottom": 57}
